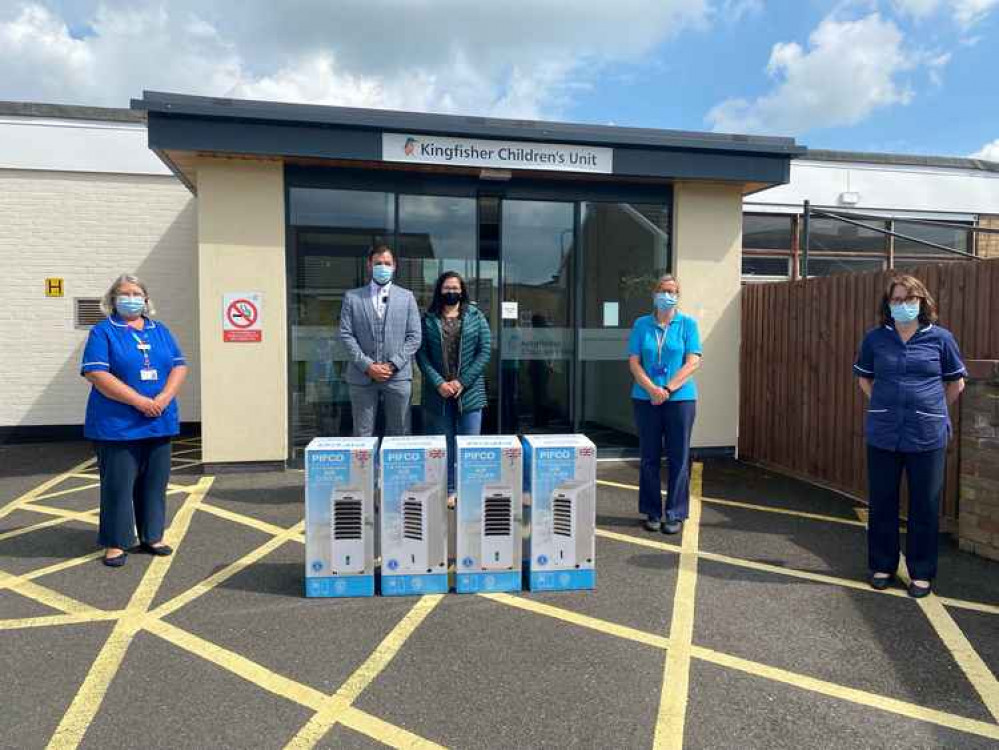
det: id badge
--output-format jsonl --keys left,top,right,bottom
{"left": 140, "top": 368, "right": 159, "bottom": 382}
{"left": 136, "top": 343, "right": 151, "bottom": 351}
{"left": 651, "top": 365, "right": 667, "bottom": 377}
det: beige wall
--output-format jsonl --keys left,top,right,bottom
{"left": 197, "top": 158, "right": 287, "bottom": 463}
{"left": 673, "top": 182, "right": 743, "bottom": 449}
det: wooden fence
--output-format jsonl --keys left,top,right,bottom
{"left": 739, "top": 259, "right": 999, "bottom": 525}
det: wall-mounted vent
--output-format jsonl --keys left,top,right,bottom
{"left": 75, "top": 298, "right": 104, "bottom": 327}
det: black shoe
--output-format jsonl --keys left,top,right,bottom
{"left": 869, "top": 573, "right": 894, "bottom": 591}
{"left": 138, "top": 542, "right": 173, "bottom": 556}
{"left": 643, "top": 517, "right": 661, "bottom": 532}
{"left": 102, "top": 551, "right": 127, "bottom": 567}
{"left": 662, "top": 520, "right": 683, "bottom": 535}
{"left": 908, "top": 581, "right": 932, "bottom": 598}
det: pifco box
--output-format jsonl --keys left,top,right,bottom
{"left": 304, "top": 437, "right": 379, "bottom": 598}
{"left": 455, "top": 435, "right": 524, "bottom": 594}
{"left": 379, "top": 435, "right": 448, "bottom": 596}
{"left": 522, "top": 434, "right": 597, "bottom": 591}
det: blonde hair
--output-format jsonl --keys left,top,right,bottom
{"left": 100, "top": 274, "right": 156, "bottom": 317}
{"left": 652, "top": 274, "right": 680, "bottom": 295}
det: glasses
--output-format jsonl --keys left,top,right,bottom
{"left": 889, "top": 294, "right": 920, "bottom": 305}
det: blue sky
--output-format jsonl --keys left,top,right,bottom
{"left": 1, "top": 0, "right": 997, "bottom": 159}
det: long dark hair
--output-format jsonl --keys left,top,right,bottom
{"left": 428, "top": 271, "right": 470, "bottom": 315}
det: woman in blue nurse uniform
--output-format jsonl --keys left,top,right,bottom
{"left": 628, "top": 274, "right": 702, "bottom": 535}
{"left": 80, "top": 275, "right": 189, "bottom": 567}
{"left": 854, "top": 274, "right": 966, "bottom": 598}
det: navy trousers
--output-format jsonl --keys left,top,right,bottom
{"left": 633, "top": 399, "right": 697, "bottom": 522}
{"left": 95, "top": 438, "right": 172, "bottom": 549}
{"left": 866, "top": 444, "right": 946, "bottom": 581}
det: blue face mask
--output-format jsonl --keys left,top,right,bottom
{"left": 372, "top": 264, "right": 394, "bottom": 286}
{"left": 654, "top": 292, "right": 678, "bottom": 311}
{"left": 116, "top": 296, "right": 145, "bottom": 316}
{"left": 890, "top": 301, "right": 920, "bottom": 324}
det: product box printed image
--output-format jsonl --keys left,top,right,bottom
{"left": 522, "top": 434, "right": 597, "bottom": 591}
{"left": 304, "top": 437, "right": 378, "bottom": 598}
{"left": 379, "top": 435, "right": 448, "bottom": 596}
{"left": 454, "top": 435, "right": 524, "bottom": 593}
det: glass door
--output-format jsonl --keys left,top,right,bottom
{"left": 499, "top": 199, "right": 576, "bottom": 434}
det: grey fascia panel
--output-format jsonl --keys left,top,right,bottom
{"left": 134, "top": 90, "right": 802, "bottom": 157}
{"left": 146, "top": 112, "right": 381, "bottom": 162}
{"left": 613, "top": 148, "right": 791, "bottom": 183}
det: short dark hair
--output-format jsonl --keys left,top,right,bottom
{"left": 880, "top": 273, "right": 938, "bottom": 327}
{"left": 428, "top": 271, "right": 469, "bottom": 315}
{"left": 368, "top": 245, "right": 394, "bottom": 262}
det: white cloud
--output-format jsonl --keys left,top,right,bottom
{"left": 0, "top": 0, "right": 714, "bottom": 120}
{"left": 719, "top": 0, "right": 764, "bottom": 22}
{"left": 891, "top": 0, "right": 999, "bottom": 28}
{"left": 706, "top": 13, "right": 918, "bottom": 135}
{"left": 970, "top": 139, "right": 999, "bottom": 161}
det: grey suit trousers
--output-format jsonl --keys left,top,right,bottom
{"left": 350, "top": 379, "right": 412, "bottom": 437}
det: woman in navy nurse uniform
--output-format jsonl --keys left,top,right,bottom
{"left": 628, "top": 274, "right": 702, "bottom": 535}
{"left": 80, "top": 275, "right": 189, "bottom": 567}
{"left": 853, "top": 274, "right": 966, "bottom": 598}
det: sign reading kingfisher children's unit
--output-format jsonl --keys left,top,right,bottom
{"left": 222, "top": 292, "right": 263, "bottom": 342}
{"left": 383, "top": 133, "right": 613, "bottom": 174}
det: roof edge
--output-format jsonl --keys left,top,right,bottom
{"left": 803, "top": 148, "right": 999, "bottom": 173}
{"left": 0, "top": 100, "right": 145, "bottom": 124}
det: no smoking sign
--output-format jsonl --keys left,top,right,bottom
{"left": 222, "top": 292, "right": 263, "bottom": 342}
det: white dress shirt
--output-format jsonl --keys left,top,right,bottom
{"left": 369, "top": 280, "right": 392, "bottom": 319}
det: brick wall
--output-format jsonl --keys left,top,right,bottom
{"left": 0, "top": 169, "right": 200, "bottom": 428}
{"left": 958, "top": 360, "right": 999, "bottom": 561}
{"left": 978, "top": 215, "right": 999, "bottom": 259}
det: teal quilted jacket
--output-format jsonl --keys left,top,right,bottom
{"left": 416, "top": 304, "right": 492, "bottom": 415}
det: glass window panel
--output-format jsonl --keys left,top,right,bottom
{"left": 743, "top": 214, "right": 793, "bottom": 251}
{"left": 742, "top": 256, "right": 790, "bottom": 278}
{"left": 578, "top": 201, "right": 671, "bottom": 448}
{"left": 894, "top": 221, "right": 971, "bottom": 256}
{"left": 809, "top": 217, "right": 886, "bottom": 253}
{"left": 804, "top": 256, "right": 884, "bottom": 277}
{"left": 289, "top": 188, "right": 394, "bottom": 229}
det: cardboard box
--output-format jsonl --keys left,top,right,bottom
{"left": 379, "top": 435, "right": 448, "bottom": 596}
{"left": 455, "top": 435, "right": 523, "bottom": 593}
{"left": 522, "top": 434, "right": 597, "bottom": 591}
{"left": 304, "top": 437, "right": 378, "bottom": 597}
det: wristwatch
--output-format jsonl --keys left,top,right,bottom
{"left": 664, "top": 385, "right": 674, "bottom": 395}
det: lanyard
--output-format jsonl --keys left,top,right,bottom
{"left": 654, "top": 326, "right": 668, "bottom": 365}
{"left": 130, "top": 330, "right": 152, "bottom": 369}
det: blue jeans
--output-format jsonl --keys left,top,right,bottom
{"left": 867, "top": 444, "right": 946, "bottom": 581}
{"left": 95, "top": 437, "right": 172, "bottom": 549}
{"left": 424, "top": 401, "right": 483, "bottom": 493}
{"left": 633, "top": 399, "right": 696, "bottom": 522}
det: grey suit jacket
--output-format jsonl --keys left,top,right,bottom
{"left": 338, "top": 284, "right": 422, "bottom": 386}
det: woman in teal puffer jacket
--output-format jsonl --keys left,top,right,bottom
{"left": 416, "top": 271, "right": 492, "bottom": 502}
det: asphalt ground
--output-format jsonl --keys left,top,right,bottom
{"left": 1, "top": 440, "right": 998, "bottom": 749}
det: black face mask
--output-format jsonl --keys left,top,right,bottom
{"left": 441, "top": 291, "right": 462, "bottom": 307}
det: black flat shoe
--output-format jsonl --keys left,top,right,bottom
{"left": 102, "top": 552, "right": 127, "bottom": 568}
{"left": 908, "top": 581, "right": 932, "bottom": 598}
{"left": 869, "top": 573, "right": 894, "bottom": 591}
{"left": 138, "top": 542, "right": 173, "bottom": 556}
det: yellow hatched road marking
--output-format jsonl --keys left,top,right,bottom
{"left": 0, "top": 611, "right": 122, "bottom": 631}
{"left": 32, "top": 483, "right": 102, "bottom": 503}
{"left": 0, "top": 552, "right": 104, "bottom": 593}
{"left": 597, "top": 478, "right": 865, "bottom": 528}
{"left": 896, "top": 557, "right": 999, "bottom": 722}
{"left": 653, "top": 463, "right": 703, "bottom": 750}
{"left": 339, "top": 706, "right": 446, "bottom": 749}
{"left": 693, "top": 645, "right": 999, "bottom": 741}
{"left": 0, "top": 570, "right": 105, "bottom": 617}
{"left": 46, "top": 476, "right": 214, "bottom": 750}
{"left": 197, "top": 502, "right": 306, "bottom": 543}
{"left": 0, "top": 512, "right": 94, "bottom": 543}
{"left": 148, "top": 520, "right": 305, "bottom": 622}
{"left": 21, "top": 504, "right": 99, "bottom": 525}
{"left": 283, "top": 594, "right": 444, "bottom": 750}
{"left": 0, "top": 457, "right": 96, "bottom": 521}
{"left": 480, "top": 592, "right": 670, "bottom": 650}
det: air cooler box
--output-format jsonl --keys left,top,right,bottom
{"left": 304, "top": 437, "right": 378, "bottom": 597}
{"left": 522, "top": 434, "right": 597, "bottom": 591}
{"left": 380, "top": 436, "right": 448, "bottom": 596}
{"left": 455, "top": 436, "right": 523, "bottom": 593}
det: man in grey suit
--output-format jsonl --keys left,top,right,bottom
{"left": 339, "top": 245, "right": 422, "bottom": 436}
